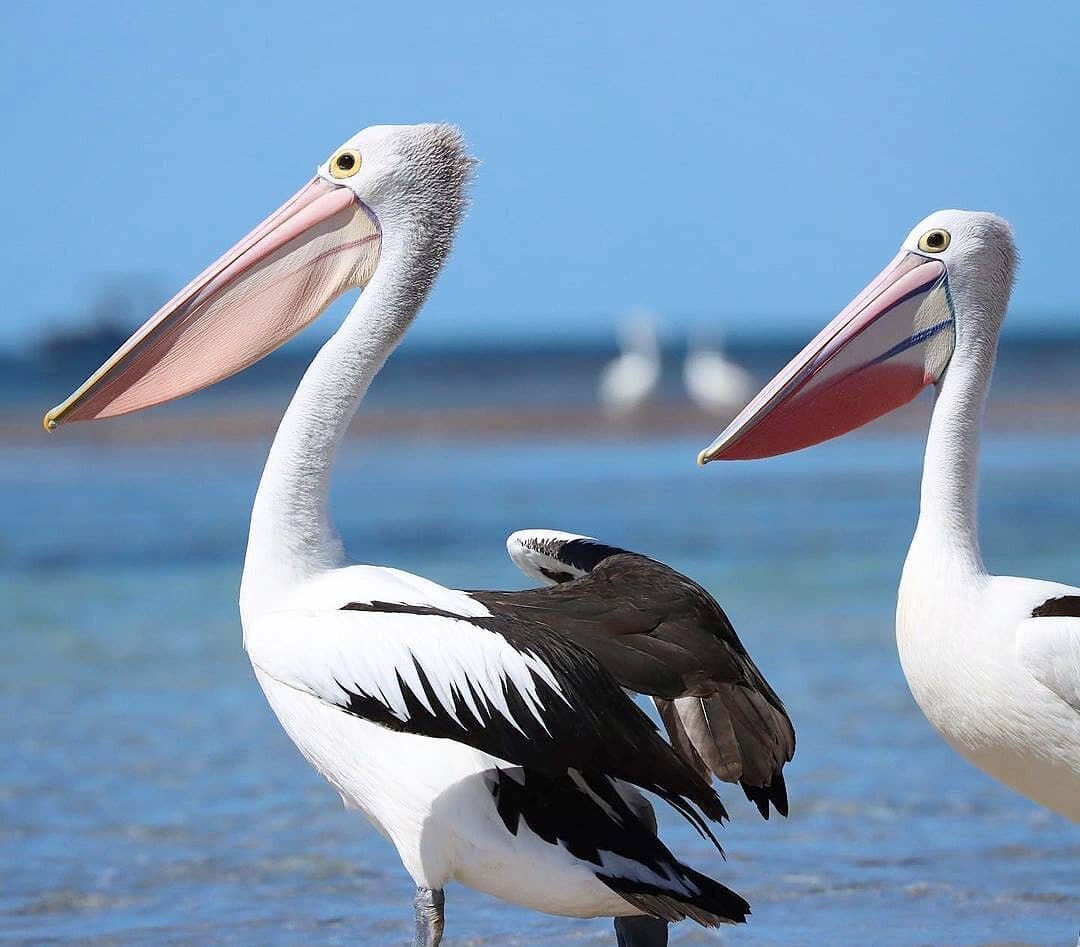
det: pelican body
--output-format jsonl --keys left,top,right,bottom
{"left": 46, "top": 125, "right": 794, "bottom": 943}
{"left": 701, "top": 210, "right": 1080, "bottom": 821}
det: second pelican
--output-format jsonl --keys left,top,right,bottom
{"left": 701, "top": 210, "right": 1079, "bottom": 822}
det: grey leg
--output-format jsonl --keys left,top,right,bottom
{"left": 413, "top": 886, "right": 445, "bottom": 947}
{"left": 614, "top": 916, "right": 669, "bottom": 947}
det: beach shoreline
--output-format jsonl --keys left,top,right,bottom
{"left": 8, "top": 395, "right": 1078, "bottom": 445}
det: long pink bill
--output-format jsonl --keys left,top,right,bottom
{"left": 698, "top": 252, "right": 955, "bottom": 463}
{"left": 44, "top": 178, "right": 381, "bottom": 430}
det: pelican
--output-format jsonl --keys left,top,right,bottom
{"left": 683, "top": 332, "right": 754, "bottom": 416}
{"left": 700, "top": 210, "right": 1080, "bottom": 822}
{"left": 598, "top": 311, "right": 662, "bottom": 415}
{"left": 45, "top": 124, "right": 794, "bottom": 944}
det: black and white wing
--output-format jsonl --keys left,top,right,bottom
{"left": 489, "top": 766, "right": 749, "bottom": 926}
{"left": 1021, "top": 594, "right": 1080, "bottom": 713}
{"left": 494, "top": 529, "right": 795, "bottom": 818}
{"left": 246, "top": 605, "right": 728, "bottom": 834}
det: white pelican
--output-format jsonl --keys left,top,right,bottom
{"left": 683, "top": 333, "right": 754, "bottom": 416}
{"left": 598, "top": 311, "right": 662, "bottom": 415}
{"left": 700, "top": 209, "right": 1080, "bottom": 822}
{"left": 45, "top": 124, "right": 794, "bottom": 944}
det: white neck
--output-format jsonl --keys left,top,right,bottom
{"left": 907, "top": 307, "right": 1002, "bottom": 583}
{"left": 239, "top": 236, "right": 423, "bottom": 613}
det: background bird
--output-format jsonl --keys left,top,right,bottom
{"left": 598, "top": 311, "right": 662, "bottom": 416}
{"left": 683, "top": 331, "right": 755, "bottom": 417}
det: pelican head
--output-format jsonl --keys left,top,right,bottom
{"left": 44, "top": 123, "right": 469, "bottom": 430}
{"left": 698, "top": 209, "right": 1017, "bottom": 462}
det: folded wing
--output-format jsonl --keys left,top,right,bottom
{"left": 494, "top": 529, "right": 795, "bottom": 818}
{"left": 246, "top": 605, "right": 729, "bottom": 837}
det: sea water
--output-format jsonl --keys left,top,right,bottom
{"left": 2, "top": 427, "right": 1078, "bottom": 945}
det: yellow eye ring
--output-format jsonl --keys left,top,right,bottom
{"left": 329, "top": 148, "right": 362, "bottom": 179}
{"left": 918, "top": 228, "right": 950, "bottom": 253}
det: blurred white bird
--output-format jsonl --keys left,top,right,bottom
{"left": 683, "top": 333, "right": 753, "bottom": 416}
{"left": 598, "top": 311, "right": 661, "bottom": 415}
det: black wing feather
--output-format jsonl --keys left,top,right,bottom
{"left": 339, "top": 600, "right": 728, "bottom": 834}
{"left": 489, "top": 766, "right": 748, "bottom": 925}
{"left": 1032, "top": 595, "right": 1080, "bottom": 618}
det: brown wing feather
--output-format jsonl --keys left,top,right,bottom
{"left": 655, "top": 698, "right": 711, "bottom": 783}
{"left": 471, "top": 553, "right": 795, "bottom": 817}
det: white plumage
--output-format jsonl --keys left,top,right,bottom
{"left": 249, "top": 608, "right": 567, "bottom": 734}
{"left": 893, "top": 212, "right": 1080, "bottom": 821}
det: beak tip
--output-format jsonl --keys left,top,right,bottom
{"left": 696, "top": 449, "right": 711, "bottom": 466}
{"left": 43, "top": 410, "right": 60, "bottom": 433}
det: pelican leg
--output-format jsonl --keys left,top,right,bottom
{"left": 413, "top": 886, "right": 445, "bottom": 947}
{"left": 614, "top": 916, "right": 669, "bottom": 947}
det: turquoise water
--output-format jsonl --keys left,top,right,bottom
{"left": 2, "top": 428, "right": 1078, "bottom": 945}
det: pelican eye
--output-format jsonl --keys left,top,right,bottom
{"left": 918, "top": 228, "right": 950, "bottom": 253}
{"left": 330, "top": 149, "right": 361, "bottom": 179}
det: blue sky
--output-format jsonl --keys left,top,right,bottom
{"left": 4, "top": 1, "right": 1078, "bottom": 349}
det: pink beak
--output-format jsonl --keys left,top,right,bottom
{"left": 44, "top": 177, "right": 381, "bottom": 430}
{"left": 698, "top": 252, "right": 955, "bottom": 463}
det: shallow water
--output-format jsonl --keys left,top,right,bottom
{"left": 2, "top": 429, "right": 1078, "bottom": 945}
